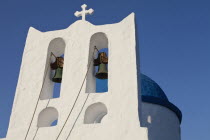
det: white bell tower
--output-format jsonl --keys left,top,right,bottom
{"left": 1, "top": 4, "right": 149, "bottom": 140}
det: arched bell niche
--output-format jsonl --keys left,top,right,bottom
{"left": 40, "top": 38, "right": 66, "bottom": 100}
{"left": 86, "top": 32, "right": 108, "bottom": 93}
{"left": 37, "top": 107, "right": 59, "bottom": 127}
{"left": 84, "top": 102, "right": 107, "bottom": 124}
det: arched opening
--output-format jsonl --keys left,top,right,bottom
{"left": 37, "top": 107, "right": 59, "bottom": 127}
{"left": 84, "top": 102, "right": 107, "bottom": 124}
{"left": 40, "top": 38, "right": 66, "bottom": 100}
{"left": 86, "top": 32, "right": 108, "bottom": 93}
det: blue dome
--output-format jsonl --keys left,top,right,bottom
{"left": 141, "top": 74, "right": 168, "bottom": 101}
{"left": 140, "top": 73, "right": 182, "bottom": 123}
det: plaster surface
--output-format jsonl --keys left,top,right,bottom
{"left": 141, "top": 102, "right": 181, "bottom": 140}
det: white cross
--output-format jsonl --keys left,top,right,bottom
{"left": 74, "top": 4, "right": 94, "bottom": 21}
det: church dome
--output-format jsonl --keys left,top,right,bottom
{"left": 140, "top": 73, "right": 182, "bottom": 123}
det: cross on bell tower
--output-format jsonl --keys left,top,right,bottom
{"left": 74, "top": 4, "right": 94, "bottom": 21}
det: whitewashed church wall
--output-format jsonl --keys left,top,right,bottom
{"left": 1, "top": 13, "right": 149, "bottom": 140}
{"left": 141, "top": 102, "right": 181, "bottom": 140}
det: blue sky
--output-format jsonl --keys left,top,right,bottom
{"left": 0, "top": 0, "right": 210, "bottom": 139}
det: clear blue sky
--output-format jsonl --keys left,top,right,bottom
{"left": 0, "top": 0, "right": 210, "bottom": 139}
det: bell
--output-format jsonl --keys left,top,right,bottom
{"left": 52, "top": 67, "right": 63, "bottom": 83}
{"left": 95, "top": 63, "right": 108, "bottom": 79}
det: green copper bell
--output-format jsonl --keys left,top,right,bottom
{"left": 95, "top": 63, "right": 108, "bottom": 79}
{"left": 52, "top": 67, "right": 63, "bottom": 83}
